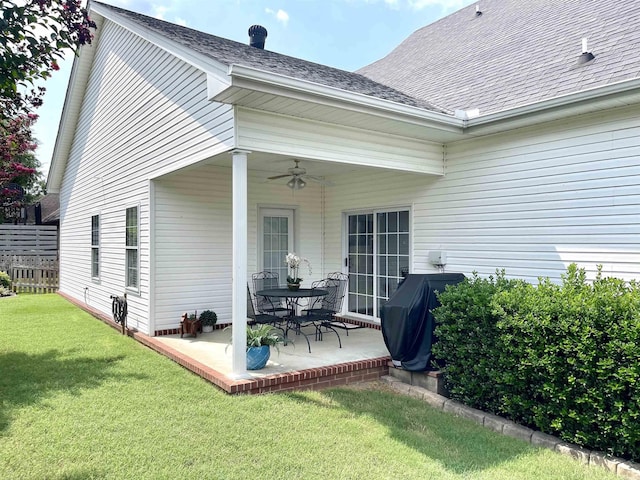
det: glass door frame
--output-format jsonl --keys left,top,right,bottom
{"left": 342, "top": 206, "right": 412, "bottom": 322}
{"left": 258, "top": 207, "right": 296, "bottom": 286}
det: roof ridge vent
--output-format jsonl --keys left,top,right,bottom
{"left": 577, "top": 37, "right": 595, "bottom": 64}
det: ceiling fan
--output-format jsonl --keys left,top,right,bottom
{"left": 267, "top": 160, "right": 333, "bottom": 190}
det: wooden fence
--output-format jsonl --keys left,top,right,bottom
{"left": 0, "top": 255, "right": 59, "bottom": 294}
{"left": 0, "top": 224, "right": 58, "bottom": 257}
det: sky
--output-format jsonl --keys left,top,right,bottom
{"left": 33, "top": 0, "right": 476, "bottom": 178}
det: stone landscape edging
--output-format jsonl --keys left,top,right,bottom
{"left": 381, "top": 375, "right": 640, "bottom": 479}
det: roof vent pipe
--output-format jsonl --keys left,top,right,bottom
{"left": 475, "top": 5, "right": 482, "bottom": 16}
{"left": 248, "top": 25, "right": 267, "bottom": 49}
{"left": 578, "top": 37, "right": 595, "bottom": 64}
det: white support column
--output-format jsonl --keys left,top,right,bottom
{"left": 231, "top": 150, "right": 250, "bottom": 377}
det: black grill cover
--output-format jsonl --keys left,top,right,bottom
{"left": 381, "top": 273, "right": 465, "bottom": 371}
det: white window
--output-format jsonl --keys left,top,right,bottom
{"left": 345, "top": 209, "right": 410, "bottom": 319}
{"left": 91, "top": 214, "right": 100, "bottom": 279}
{"left": 125, "top": 206, "right": 139, "bottom": 290}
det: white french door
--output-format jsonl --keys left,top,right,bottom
{"left": 259, "top": 208, "right": 294, "bottom": 285}
{"left": 345, "top": 209, "right": 410, "bottom": 320}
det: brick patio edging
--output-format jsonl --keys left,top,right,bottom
{"left": 380, "top": 376, "right": 640, "bottom": 479}
{"left": 58, "top": 292, "right": 390, "bottom": 394}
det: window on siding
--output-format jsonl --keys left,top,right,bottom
{"left": 125, "top": 206, "right": 139, "bottom": 290}
{"left": 91, "top": 215, "right": 99, "bottom": 279}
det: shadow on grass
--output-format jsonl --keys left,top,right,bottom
{"left": 286, "top": 386, "right": 531, "bottom": 475}
{"left": 0, "top": 349, "right": 140, "bottom": 432}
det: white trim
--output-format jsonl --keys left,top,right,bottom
{"left": 125, "top": 204, "right": 141, "bottom": 294}
{"left": 342, "top": 206, "right": 411, "bottom": 321}
{"left": 220, "top": 64, "right": 464, "bottom": 133}
{"left": 231, "top": 150, "right": 249, "bottom": 377}
{"left": 258, "top": 207, "right": 296, "bottom": 284}
{"left": 90, "top": 213, "right": 100, "bottom": 281}
{"left": 91, "top": 3, "right": 230, "bottom": 81}
{"left": 148, "top": 180, "right": 156, "bottom": 335}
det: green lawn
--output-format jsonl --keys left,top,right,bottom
{"left": 0, "top": 294, "right": 618, "bottom": 480}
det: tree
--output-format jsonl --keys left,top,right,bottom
{"left": 1, "top": 0, "right": 96, "bottom": 221}
{"left": 1, "top": 0, "right": 97, "bottom": 120}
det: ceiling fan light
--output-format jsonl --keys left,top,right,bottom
{"left": 286, "top": 176, "right": 306, "bottom": 190}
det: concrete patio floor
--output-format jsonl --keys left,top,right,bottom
{"left": 154, "top": 323, "right": 390, "bottom": 378}
{"left": 60, "top": 293, "right": 391, "bottom": 394}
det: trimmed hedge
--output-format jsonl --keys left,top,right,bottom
{"left": 433, "top": 264, "right": 640, "bottom": 462}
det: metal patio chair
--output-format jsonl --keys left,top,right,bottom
{"left": 251, "top": 271, "right": 289, "bottom": 316}
{"left": 289, "top": 279, "right": 342, "bottom": 352}
{"left": 247, "top": 285, "right": 286, "bottom": 335}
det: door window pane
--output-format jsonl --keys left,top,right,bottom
{"left": 346, "top": 210, "right": 410, "bottom": 320}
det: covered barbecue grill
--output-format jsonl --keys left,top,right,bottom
{"left": 381, "top": 273, "right": 465, "bottom": 371}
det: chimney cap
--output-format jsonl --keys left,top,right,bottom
{"left": 248, "top": 25, "right": 268, "bottom": 49}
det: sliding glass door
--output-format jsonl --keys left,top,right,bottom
{"left": 346, "top": 209, "right": 410, "bottom": 320}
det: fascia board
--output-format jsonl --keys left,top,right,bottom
{"left": 220, "top": 64, "right": 465, "bottom": 134}
{"left": 47, "top": 14, "right": 105, "bottom": 193}
{"left": 91, "top": 2, "right": 230, "bottom": 82}
{"left": 466, "top": 77, "right": 640, "bottom": 135}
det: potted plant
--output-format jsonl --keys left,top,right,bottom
{"left": 199, "top": 309, "right": 217, "bottom": 333}
{"left": 226, "top": 324, "right": 287, "bottom": 370}
{"left": 285, "top": 252, "right": 312, "bottom": 291}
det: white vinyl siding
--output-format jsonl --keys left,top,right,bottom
{"left": 236, "top": 108, "right": 445, "bottom": 175}
{"left": 325, "top": 104, "right": 640, "bottom": 285}
{"left": 91, "top": 215, "right": 99, "bottom": 279}
{"left": 57, "top": 20, "right": 234, "bottom": 334}
{"left": 152, "top": 164, "right": 325, "bottom": 331}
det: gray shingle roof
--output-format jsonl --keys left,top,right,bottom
{"left": 357, "top": 0, "right": 640, "bottom": 114}
{"left": 95, "top": 2, "right": 449, "bottom": 114}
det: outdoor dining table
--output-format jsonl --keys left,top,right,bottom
{"left": 256, "top": 287, "right": 330, "bottom": 352}
{"left": 255, "top": 287, "right": 328, "bottom": 318}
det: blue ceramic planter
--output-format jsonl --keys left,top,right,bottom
{"left": 246, "top": 345, "right": 270, "bottom": 370}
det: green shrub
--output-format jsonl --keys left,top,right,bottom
{"left": 433, "top": 264, "right": 640, "bottom": 462}
{"left": 432, "top": 270, "right": 521, "bottom": 414}
{"left": 0, "top": 271, "right": 10, "bottom": 289}
{"left": 494, "top": 264, "right": 640, "bottom": 459}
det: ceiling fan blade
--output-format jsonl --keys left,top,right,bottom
{"left": 303, "top": 175, "right": 334, "bottom": 186}
{"left": 266, "top": 174, "right": 291, "bottom": 180}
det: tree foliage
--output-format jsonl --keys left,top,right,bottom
{"left": 1, "top": 0, "right": 96, "bottom": 220}
{"left": 1, "top": 0, "right": 97, "bottom": 120}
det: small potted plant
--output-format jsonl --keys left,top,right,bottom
{"left": 285, "top": 252, "right": 312, "bottom": 291}
{"left": 226, "top": 324, "right": 287, "bottom": 370}
{"left": 199, "top": 309, "right": 217, "bottom": 333}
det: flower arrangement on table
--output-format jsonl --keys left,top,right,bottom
{"left": 285, "top": 252, "right": 312, "bottom": 287}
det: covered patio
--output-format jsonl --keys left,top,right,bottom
{"left": 153, "top": 321, "right": 391, "bottom": 393}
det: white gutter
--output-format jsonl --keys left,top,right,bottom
{"left": 221, "top": 64, "right": 466, "bottom": 133}
{"left": 467, "top": 77, "right": 640, "bottom": 131}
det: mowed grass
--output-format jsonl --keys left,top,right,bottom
{"left": 0, "top": 294, "right": 618, "bottom": 480}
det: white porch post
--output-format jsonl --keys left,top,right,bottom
{"left": 231, "top": 149, "right": 250, "bottom": 377}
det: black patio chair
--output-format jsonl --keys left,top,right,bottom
{"left": 326, "top": 271, "right": 349, "bottom": 333}
{"left": 251, "top": 271, "right": 289, "bottom": 316}
{"left": 305, "top": 272, "right": 350, "bottom": 334}
{"left": 289, "top": 279, "right": 342, "bottom": 352}
{"left": 247, "top": 285, "right": 286, "bottom": 335}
